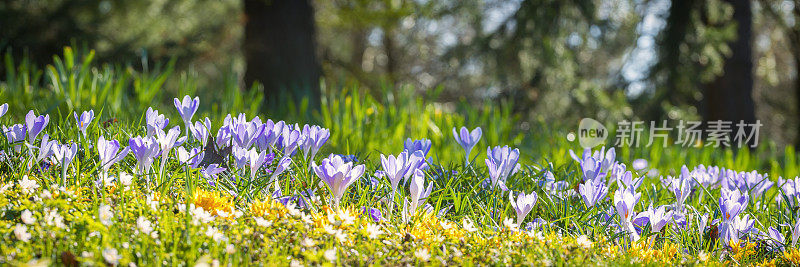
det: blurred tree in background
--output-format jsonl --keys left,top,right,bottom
{"left": 2, "top": 0, "right": 800, "bottom": 147}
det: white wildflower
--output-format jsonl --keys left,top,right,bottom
{"left": 98, "top": 204, "right": 114, "bottom": 226}
{"left": 137, "top": 216, "right": 153, "bottom": 235}
{"left": 102, "top": 248, "right": 121, "bottom": 266}
{"left": 19, "top": 175, "right": 39, "bottom": 194}
{"left": 205, "top": 226, "right": 226, "bottom": 243}
{"left": 576, "top": 235, "right": 592, "bottom": 248}
{"left": 414, "top": 248, "right": 430, "bottom": 262}
{"left": 254, "top": 217, "right": 272, "bottom": 227}
{"left": 365, "top": 223, "right": 383, "bottom": 239}
{"left": 502, "top": 217, "right": 518, "bottom": 231}
{"left": 301, "top": 238, "right": 316, "bottom": 247}
{"left": 44, "top": 208, "right": 65, "bottom": 229}
{"left": 0, "top": 183, "right": 11, "bottom": 194}
{"left": 119, "top": 172, "right": 134, "bottom": 188}
{"left": 21, "top": 210, "right": 35, "bottom": 225}
{"left": 323, "top": 248, "right": 337, "bottom": 262}
{"left": 40, "top": 189, "right": 52, "bottom": 199}
{"left": 191, "top": 207, "right": 214, "bottom": 225}
{"left": 13, "top": 224, "right": 31, "bottom": 242}
{"left": 462, "top": 218, "right": 478, "bottom": 232}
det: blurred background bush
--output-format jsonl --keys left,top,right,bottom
{"left": 1, "top": 0, "right": 799, "bottom": 159}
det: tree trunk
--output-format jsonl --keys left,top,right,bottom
{"left": 703, "top": 0, "right": 756, "bottom": 146}
{"left": 243, "top": 0, "right": 321, "bottom": 111}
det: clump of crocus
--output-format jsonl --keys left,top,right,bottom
{"left": 509, "top": 190, "right": 537, "bottom": 226}
{"left": 257, "top": 120, "right": 285, "bottom": 152}
{"left": 452, "top": 126, "right": 481, "bottom": 166}
{"left": 312, "top": 154, "right": 365, "bottom": 207}
{"left": 232, "top": 115, "right": 264, "bottom": 149}
{"left": 718, "top": 188, "right": 749, "bottom": 245}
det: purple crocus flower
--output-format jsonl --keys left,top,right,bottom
{"left": 233, "top": 119, "right": 264, "bottom": 149}
{"left": 579, "top": 157, "right": 605, "bottom": 183}
{"left": 129, "top": 135, "right": 161, "bottom": 175}
{"left": 381, "top": 150, "right": 424, "bottom": 201}
{"left": 73, "top": 110, "right": 94, "bottom": 137}
{"left": 632, "top": 205, "right": 672, "bottom": 233}
{"left": 485, "top": 145, "right": 520, "bottom": 190}
{"left": 720, "top": 188, "right": 748, "bottom": 222}
{"left": 364, "top": 207, "right": 383, "bottom": 223}
{"left": 232, "top": 146, "right": 249, "bottom": 171}
{"left": 409, "top": 169, "right": 433, "bottom": 216}
{"left": 0, "top": 103, "right": 7, "bottom": 118}
{"left": 97, "top": 135, "right": 129, "bottom": 173}
{"left": 248, "top": 148, "right": 274, "bottom": 180}
{"left": 281, "top": 126, "right": 303, "bottom": 156}
{"left": 300, "top": 124, "right": 330, "bottom": 160}
{"left": 614, "top": 169, "right": 643, "bottom": 191}
{"left": 176, "top": 146, "right": 204, "bottom": 168}
{"left": 311, "top": 154, "right": 365, "bottom": 206}
{"left": 578, "top": 179, "right": 607, "bottom": 208}
{"left": 201, "top": 164, "right": 226, "bottom": 185}
{"left": 145, "top": 108, "right": 169, "bottom": 136}
{"left": 404, "top": 138, "right": 432, "bottom": 156}
{"left": 3, "top": 124, "right": 26, "bottom": 153}
{"left": 667, "top": 173, "right": 693, "bottom": 213}
{"left": 571, "top": 147, "right": 616, "bottom": 182}
{"left": 215, "top": 125, "right": 232, "bottom": 149}
{"left": 269, "top": 156, "right": 292, "bottom": 183}
{"left": 718, "top": 188, "right": 750, "bottom": 245}
{"left": 173, "top": 95, "right": 200, "bottom": 127}
{"left": 632, "top": 159, "right": 648, "bottom": 171}
{"left": 25, "top": 110, "right": 49, "bottom": 143}
{"left": 452, "top": 126, "right": 482, "bottom": 165}
{"left": 190, "top": 118, "right": 211, "bottom": 146}
{"left": 257, "top": 120, "right": 285, "bottom": 152}
{"left": 51, "top": 142, "right": 78, "bottom": 168}
{"left": 614, "top": 187, "right": 641, "bottom": 241}
{"left": 509, "top": 190, "right": 537, "bottom": 225}
{"left": 767, "top": 226, "right": 786, "bottom": 250}
{"left": 156, "top": 126, "right": 186, "bottom": 159}
{"left": 570, "top": 146, "right": 616, "bottom": 170}
{"left": 33, "top": 134, "right": 58, "bottom": 162}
